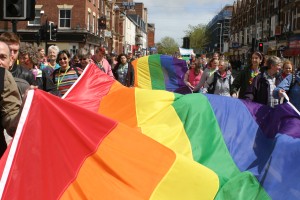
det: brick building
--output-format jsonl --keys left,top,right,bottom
{"left": 230, "top": 0, "right": 300, "bottom": 65}
{"left": 0, "top": 0, "right": 153, "bottom": 56}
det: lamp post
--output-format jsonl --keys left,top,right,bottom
{"left": 217, "top": 23, "right": 222, "bottom": 53}
{"left": 40, "top": 10, "right": 49, "bottom": 54}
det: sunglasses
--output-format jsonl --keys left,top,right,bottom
{"left": 59, "top": 57, "right": 68, "bottom": 61}
{"left": 79, "top": 58, "right": 88, "bottom": 61}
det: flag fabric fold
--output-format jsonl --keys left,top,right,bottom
{"left": 132, "top": 54, "right": 189, "bottom": 93}
{"left": 65, "top": 63, "right": 299, "bottom": 199}
{"left": 0, "top": 89, "right": 219, "bottom": 200}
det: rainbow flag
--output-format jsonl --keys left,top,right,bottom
{"left": 131, "top": 54, "right": 190, "bottom": 93}
{"left": 63, "top": 63, "right": 300, "bottom": 199}
{"left": 0, "top": 90, "right": 219, "bottom": 199}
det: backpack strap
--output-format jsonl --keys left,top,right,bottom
{"left": 213, "top": 72, "right": 218, "bottom": 93}
{"left": 208, "top": 71, "right": 218, "bottom": 94}
{"left": 288, "top": 71, "right": 297, "bottom": 94}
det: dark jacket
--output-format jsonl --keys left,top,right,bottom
{"left": 10, "top": 64, "right": 36, "bottom": 86}
{"left": 244, "top": 72, "right": 282, "bottom": 105}
{"left": 231, "top": 67, "right": 254, "bottom": 99}
{"left": 0, "top": 68, "right": 21, "bottom": 157}
{"left": 36, "top": 70, "right": 61, "bottom": 96}
{"left": 112, "top": 62, "right": 134, "bottom": 87}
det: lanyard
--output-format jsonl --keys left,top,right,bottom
{"left": 57, "top": 67, "right": 69, "bottom": 89}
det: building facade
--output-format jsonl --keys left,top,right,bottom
{"left": 0, "top": 0, "right": 152, "bottom": 56}
{"left": 206, "top": 5, "right": 233, "bottom": 56}
{"left": 230, "top": 0, "right": 300, "bottom": 65}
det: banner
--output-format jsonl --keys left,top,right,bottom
{"left": 65, "top": 63, "right": 300, "bottom": 199}
{"left": 0, "top": 90, "right": 219, "bottom": 199}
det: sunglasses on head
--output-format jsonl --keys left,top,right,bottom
{"left": 59, "top": 57, "right": 68, "bottom": 61}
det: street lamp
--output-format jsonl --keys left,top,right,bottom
{"left": 217, "top": 22, "right": 222, "bottom": 53}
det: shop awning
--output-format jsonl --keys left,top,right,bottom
{"left": 283, "top": 48, "right": 300, "bottom": 57}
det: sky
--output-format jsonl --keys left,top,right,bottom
{"left": 141, "top": 0, "right": 236, "bottom": 45}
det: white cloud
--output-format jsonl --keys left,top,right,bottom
{"left": 141, "top": 0, "right": 235, "bottom": 45}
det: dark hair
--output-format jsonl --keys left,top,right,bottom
{"left": 117, "top": 53, "right": 127, "bottom": 63}
{"left": 252, "top": 51, "right": 263, "bottom": 60}
{"left": 56, "top": 49, "right": 71, "bottom": 63}
{"left": 19, "top": 42, "right": 39, "bottom": 65}
{"left": 252, "top": 51, "right": 265, "bottom": 67}
{"left": 0, "top": 32, "right": 21, "bottom": 44}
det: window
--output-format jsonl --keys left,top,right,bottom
{"left": 96, "top": 16, "right": 99, "bottom": 35}
{"left": 28, "top": 9, "right": 42, "bottom": 26}
{"left": 100, "top": 0, "right": 104, "bottom": 13}
{"left": 59, "top": 9, "right": 71, "bottom": 28}
{"left": 87, "top": 12, "right": 90, "bottom": 31}
{"left": 92, "top": 15, "right": 95, "bottom": 33}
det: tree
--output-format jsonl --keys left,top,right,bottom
{"left": 184, "top": 24, "right": 209, "bottom": 53}
{"left": 157, "top": 36, "right": 179, "bottom": 55}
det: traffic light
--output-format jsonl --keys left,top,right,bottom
{"left": 3, "top": 0, "right": 26, "bottom": 20}
{"left": 183, "top": 37, "right": 190, "bottom": 49}
{"left": 98, "top": 16, "right": 107, "bottom": 30}
{"left": 1, "top": 0, "right": 35, "bottom": 20}
{"left": 49, "top": 22, "right": 58, "bottom": 41}
{"left": 258, "top": 42, "right": 263, "bottom": 52}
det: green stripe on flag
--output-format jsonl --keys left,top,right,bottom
{"left": 172, "top": 93, "right": 270, "bottom": 199}
{"left": 149, "top": 54, "right": 165, "bottom": 90}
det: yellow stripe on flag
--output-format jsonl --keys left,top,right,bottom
{"left": 136, "top": 56, "right": 152, "bottom": 89}
{"left": 151, "top": 155, "right": 219, "bottom": 200}
{"left": 135, "top": 89, "right": 194, "bottom": 160}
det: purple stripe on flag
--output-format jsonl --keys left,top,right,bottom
{"left": 242, "top": 100, "right": 300, "bottom": 138}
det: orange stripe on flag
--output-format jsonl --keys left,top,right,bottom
{"left": 99, "top": 82, "right": 139, "bottom": 129}
{"left": 60, "top": 123, "right": 175, "bottom": 199}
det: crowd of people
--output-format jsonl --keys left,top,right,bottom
{"left": 182, "top": 51, "right": 300, "bottom": 112}
{"left": 0, "top": 31, "right": 300, "bottom": 158}
{"left": 0, "top": 32, "right": 141, "bottom": 158}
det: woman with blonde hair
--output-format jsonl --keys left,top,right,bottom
{"left": 203, "top": 60, "right": 233, "bottom": 96}
{"left": 280, "top": 60, "right": 293, "bottom": 79}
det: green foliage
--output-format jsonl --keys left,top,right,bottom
{"left": 157, "top": 36, "right": 179, "bottom": 55}
{"left": 184, "top": 24, "right": 210, "bottom": 53}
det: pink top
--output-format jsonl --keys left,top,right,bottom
{"left": 188, "top": 68, "right": 203, "bottom": 87}
{"left": 91, "top": 55, "right": 114, "bottom": 78}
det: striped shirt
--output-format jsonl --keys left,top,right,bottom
{"left": 53, "top": 67, "right": 82, "bottom": 95}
